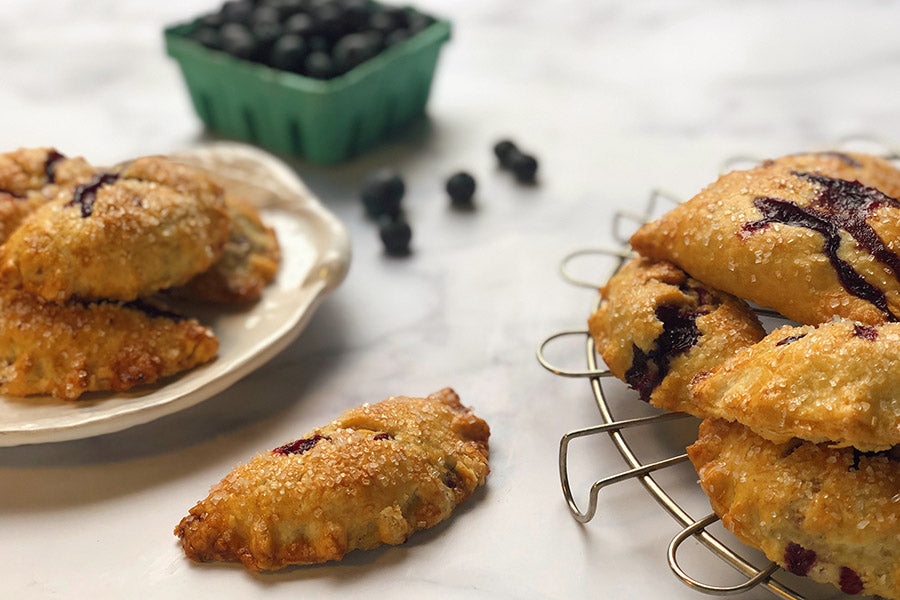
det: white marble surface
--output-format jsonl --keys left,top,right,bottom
{"left": 2, "top": 1, "right": 899, "bottom": 598}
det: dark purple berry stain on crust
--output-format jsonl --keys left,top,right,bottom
{"left": 839, "top": 566, "right": 864, "bottom": 595}
{"left": 853, "top": 323, "right": 878, "bottom": 340}
{"left": 811, "top": 151, "right": 862, "bottom": 168}
{"left": 372, "top": 432, "right": 393, "bottom": 441}
{"left": 784, "top": 542, "right": 817, "bottom": 576}
{"left": 775, "top": 333, "right": 807, "bottom": 347}
{"left": 43, "top": 149, "right": 65, "bottom": 183}
{"left": 741, "top": 172, "right": 900, "bottom": 321}
{"left": 624, "top": 303, "right": 704, "bottom": 402}
{"left": 68, "top": 172, "right": 119, "bottom": 218}
{"left": 272, "top": 434, "right": 330, "bottom": 455}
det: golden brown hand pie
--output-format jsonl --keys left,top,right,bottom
{"left": 630, "top": 157, "right": 900, "bottom": 325}
{"left": 0, "top": 147, "right": 97, "bottom": 244}
{"left": 0, "top": 156, "right": 231, "bottom": 302}
{"left": 0, "top": 289, "right": 218, "bottom": 400}
{"left": 588, "top": 258, "right": 765, "bottom": 414}
{"left": 771, "top": 151, "right": 900, "bottom": 199}
{"left": 688, "top": 419, "right": 899, "bottom": 600}
{"left": 0, "top": 147, "right": 96, "bottom": 197}
{"left": 177, "top": 194, "right": 280, "bottom": 303}
{"left": 690, "top": 320, "right": 900, "bottom": 451}
{"left": 175, "top": 388, "right": 490, "bottom": 571}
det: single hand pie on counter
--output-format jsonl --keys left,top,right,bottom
{"left": 0, "top": 156, "right": 231, "bottom": 303}
{"left": 630, "top": 155, "right": 900, "bottom": 325}
{"left": 690, "top": 319, "right": 900, "bottom": 451}
{"left": 175, "top": 388, "right": 490, "bottom": 571}
{"left": 688, "top": 418, "right": 900, "bottom": 600}
{"left": 588, "top": 257, "right": 765, "bottom": 414}
{"left": 0, "top": 289, "right": 218, "bottom": 400}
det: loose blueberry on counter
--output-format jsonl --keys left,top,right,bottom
{"left": 269, "top": 34, "right": 307, "bottom": 71}
{"left": 380, "top": 217, "right": 412, "bottom": 256}
{"left": 303, "top": 51, "right": 335, "bottom": 78}
{"left": 361, "top": 168, "right": 405, "bottom": 218}
{"left": 446, "top": 172, "right": 476, "bottom": 208}
{"left": 493, "top": 139, "right": 518, "bottom": 168}
{"left": 509, "top": 152, "right": 538, "bottom": 183}
{"left": 220, "top": 23, "right": 259, "bottom": 60}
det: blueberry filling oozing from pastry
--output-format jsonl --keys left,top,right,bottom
{"left": 742, "top": 172, "right": 900, "bottom": 321}
{"left": 372, "top": 432, "right": 393, "bottom": 441}
{"left": 775, "top": 333, "right": 807, "bottom": 347}
{"left": 839, "top": 566, "right": 864, "bottom": 595}
{"left": 43, "top": 149, "right": 65, "bottom": 183}
{"left": 272, "top": 434, "right": 330, "bottom": 455}
{"left": 852, "top": 323, "right": 878, "bottom": 340}
{"left": 784, "top": 542, "right": 817, "bottom": 576}
{"left": 68, "top": 172, "right": 119, "bottom": 217}
{"left": 624, "top": 303, "right": 704, "bottom": 402}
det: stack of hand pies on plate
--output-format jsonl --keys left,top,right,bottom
{"left": 589, "top": 151, "right": 900, "bottom": 599}
{"left": 0, "top": 147, "right": 280, "bottom": 400}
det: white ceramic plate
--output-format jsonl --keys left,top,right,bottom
{"left": 0, "top": 142, "right": 351, "bottom": 446}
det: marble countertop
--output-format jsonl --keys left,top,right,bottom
{"left": 2, "top": 1, "right": 899, "bottom": 598}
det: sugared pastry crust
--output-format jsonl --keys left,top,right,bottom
{"left": 588, "top": 258, "right": 765, "bottom": 414}
{"left": 771, "top": 151, "right": 900, "bottom": 200}
{"left": 0, "top": 289, "right": 218, "bottom": 400}
{"left": 0, "top": 147, "right": 96, "bottom": 197}
{"left": 0, "top": 147, "right": 98, "bottom": 244}
{"left": 687, "top": 419, "right": 900, "bottom": 600}
{"left": 0, "top": 157, "right": 231, "bottom": 303}
{"left": 178, "top": 195, "right": 280, "bottom": 303}
{"left": 175, "top": 388, "right": 490, "bottom": 570}
{"left": 630, "top": 160, "right": 900, "bottom": 325}
{"left": 691, "top": 320, "right": 900, "bottom": 451}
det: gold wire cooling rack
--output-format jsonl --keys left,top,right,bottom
{"left": 536, "top": 137, "right": 900, "bottom": 599}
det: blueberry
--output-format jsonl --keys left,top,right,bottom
{"left": 251, "top": 5, "right": 281, "bottom": 26}
{"left": 368, "top": 10, "right": 397, "bottom": 36}
{"left": 379, "top": 218, "right": 412, "bottom": 256}
{"left": 312, "top": 3, "right": 343, "bottom": 38}
{"left": 333, "top": 32, "right": 380, "bottom": 73}
{"left": 197, "top": 12, "right": 226, "bottom": 28}
{"left": 307, "top": 35, "right": 331, "bottom": 53}
{"left": 384, "top": 28, "right": 410, "bottom": 47}
{"left": 262, "top": 0, "right": 305, "bottom": 20}
{"left": 406, "top": 11, "right": 434, "bottom": 34}
{"left": 221, "top": 0, "right": 255, "bottom": 25}
{"left": 446, "top": 172, "right": 476, "bottom": 207}
{"left": 340, "top": 0, "right": 373, "bottom": 30}
{"left": 510, "top": 152, "right": 538, "bottom": 183}
{"left": 252, "top": 21, "right": 283, "bottom": 53}
{"left": 361, "top": 168, "right": 405, "bottom": 218}
{"left": 303, "top": 51, "right": 335, "bottom": 78}
{"left": 269, "top": 34, "right": 307, "bottom": 71}
{"left": 493, "top": 139, "right": 518, "bottom": 168}
{"left": 220, "top": 23, "right": 258, "bottom": 59}
{"left": 190, "top": 26, "right": 222, "bottom": 50}
{"left": 284, "top": 12, "right": 315, "bottom": 37}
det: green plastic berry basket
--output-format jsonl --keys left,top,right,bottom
{"left": 164, "top": 16, "right": 451, "bottom": 165}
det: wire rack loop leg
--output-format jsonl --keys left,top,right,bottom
{"left": 559, "top": 247, "right": 634, "bottom": 289}
{"left": 559, "top": 413, "right": 691, "bottom": 523}
{"left": 668, "top": 513, "right": 780, "bottom": 596}
{"left": 537, "top": 330, "right": 610, "bottom": 378}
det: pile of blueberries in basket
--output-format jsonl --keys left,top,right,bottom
{"left": 187, "top": 0, "right": 435, "bottom": 80}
